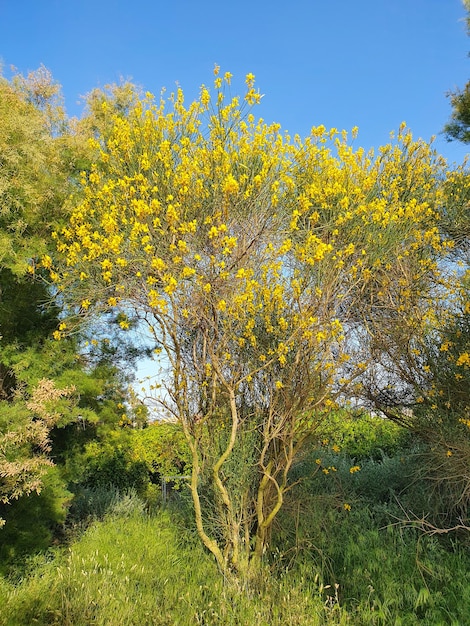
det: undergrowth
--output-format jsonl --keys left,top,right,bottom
{"left": 0, "top": 497, "right": 347, "bottom": 626}
{"left": 1, "top": 483, "right": 469, "bottom": 625}
{"left": 1, "top": 420, "right": 470, "bottom": 625}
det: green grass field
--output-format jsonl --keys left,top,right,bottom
{"left": 2, "top": 455, "right": 469, "bottom": 626}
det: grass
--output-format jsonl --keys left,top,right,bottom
{"left": 2, "top": 443, "right": 470, "bottom": 625}
{"left": 274, "top": 448, "right": 470, "bottom": 625}
{"left": 0, "top": 497, "right": 347, "bottom": 626}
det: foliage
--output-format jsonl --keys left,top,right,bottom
{"left": 361, "top": 1, "right": 470, "bottom": 487}
{"left": 0, "top": 466, "right": 72, "bottom": 572}
{"left": 444, "top": 83, "right": 470, "bottom": 144}
{"left": 129, "top": 420, "right": 191, "bottom": 479}
{"left": 71, "top": 432, "right": 149, "bottom": 492}
{"left": 0, "top": 322, "right": 142, "bottom": 540}
{"left": 443, "top": 1, "right": 470, "bottom": 144}
{"left": 66, "top": 485, "right": 147, "bottom": 530}
{"left": 51, "top": 69, "right": 450, "bottom": 575}
{"left": 0, "top": 504, "right": 347, "bottom": 626}
{"left": 1, "top": 496, "right": 469, "bottom": 625}
{"left": 0, "top": 378, "right": 76, "bottom": 527}
{"left": 360, "top": 157, "right": 470, "bottom": 530}
{"left": 276, "top": 446, "right": 470, "bottom": 625}
{"left": 407, "top": 289, "right": 470, "bottom": 527}
{"left": 315, "top": 409, "right": 407, "bottom": 460}
{"left": 0, "top": 67, "right": 82, "bottom": 274}
{"left": 0, "top": 67, "right": 79, "bottom": 523}
{"left": 0, "top": 68, "right": 145, "bottom": 555}
{"left": 439, "top": 167, "right": 470, "bottom": 263}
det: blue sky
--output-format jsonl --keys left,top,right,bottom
{"left": 1, "top": 0, "right": 468, "bottom": 405}
{"left": 1, "top": 0, "right": 469, "bottom": 165}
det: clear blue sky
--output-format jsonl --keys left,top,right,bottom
{"left": 1, "top": 0, "right": 469, "bottom": 165}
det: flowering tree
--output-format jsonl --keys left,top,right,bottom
{"left": 51, "top": 70, "right": 447, "bottom": 576}
{"left": 360, "top": 165, "right": 470, "bottom": 530}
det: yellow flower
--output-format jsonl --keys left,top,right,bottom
{"left": 456, "top": 352, "right": 470, "bottom": 366}
{"left": 349, "top": 465, "right": 361, "bottom": 474}
{"left": 343, "top": 503, "right": 351, "bottom": 511}
{"left": 245, "top": 72, "right": 255, "bottom": 87}
{"left": 182, "top": 266, "right": 196, "bottom": 278}
{"left": 222, "top": 175, "right": 239, "bottom": 195}
{"left": 164, "top": 276, "right": 178, "bottom": 295}
{"left": 41, "top": 255, "right": 52, "bottom": 269}
{"left": 152, "top": 257, "right": 166, "bottom": 271}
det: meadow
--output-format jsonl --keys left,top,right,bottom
{"left": 2, "top": 419, "right": 469, "bottom": 626}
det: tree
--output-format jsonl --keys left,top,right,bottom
{"left": 52, "top": 71, "right": 447, "bottom": 577}
{"left": 427, "top": 0, "right": 470, "bottom": 527}
{"left": 0, "top": 68, "right": 143, "bottom": 538}
{"left": 0, "top": 67, "right": 80, "bottom": 273}
{"left": 0, "top": 379, "right": 76, "bottom": 528}
{"left": 360, "top": 160, "right": 470, "bottom": 533}
{"left": 443, "top": 1, "right": 470, "bottom": 143}
{"left": 0, "top": 67, "right": 76, "bottom": 526}
{"left": 444, "top": 85, "right": 470, "bottom": 144}
{"left": 377, "top": 0, "right": 470, "bottom": 522}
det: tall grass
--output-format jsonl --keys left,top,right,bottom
{"left": 2, "top": 446, "right": 470, "bottom": 625}
{"left": 0, "top": 495, "right": 347, "bottom": 626}
{"left": 275, "top": 448, "right": 470, "bottom": 626}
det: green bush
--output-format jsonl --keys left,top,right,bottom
{"left": 67, "top": 484, "right": 123, "bottom": 524}
{"left": 128, "top": 420, "right": 191, "bottom": 481}
{"left": 316, "top": 409, "right": 409, "bottom": 460}
{"left": 0, "top": 466, "right": 72, "bottom": 574}
{"left": 275, "top": 452, "right": 470, "bottom": 625}
{"left": 69, "top": 433, "right": 150, "bottom": 494}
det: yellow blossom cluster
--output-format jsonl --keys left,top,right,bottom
{"left": 50, "top": 72, "right": 449, "bottom": 415}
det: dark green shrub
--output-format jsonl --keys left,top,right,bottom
{"left": 0, "top": 466, "right": 72, "bottom": 573}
